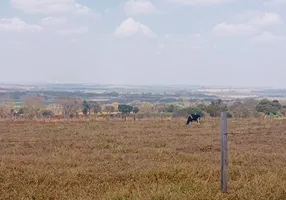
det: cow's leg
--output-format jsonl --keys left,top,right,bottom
{"left": 197, "top": 117, "right": 200, "bottom": 124}
{"left": 186, "top": 116, "right": 191, "bottom": 125}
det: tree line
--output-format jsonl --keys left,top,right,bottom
{"left": 0, "top": 96, "right": 285, "bottom": 121}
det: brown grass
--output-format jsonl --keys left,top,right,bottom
{"left": 1, "top": 118, "right": 286, "bottom": 200}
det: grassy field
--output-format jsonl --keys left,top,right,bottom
{"left": 1, "top": 118, "right": 286, "bottom": 200}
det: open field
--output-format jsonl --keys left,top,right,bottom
{"left": 1, "top": 118, "right": 286, "bottom": 200}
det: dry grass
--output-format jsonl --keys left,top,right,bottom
{"left": 1, "top": 118, "right": 286, "bottom": 200}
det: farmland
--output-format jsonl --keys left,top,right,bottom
{"left": 1, "top": 118, "right": 286, "bottom": 199}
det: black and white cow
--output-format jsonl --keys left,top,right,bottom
{"left": 186, "top": 114, "right": 201, "bottom": 125}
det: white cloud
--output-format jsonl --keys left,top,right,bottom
{"left": 124, "top": 0, "right": 160, "bottom": 16}
{"left": 247, "top": 12, "right": 283, "bottom": 26}
{"left": 114, "top": 17, "right": 156, "bottom": 38}
{"left": 73, "top": 3, "right": 94, "bottom": 15}
{"left": 252, "top": 31, "right": 285, "bottom": 43}
{"left": 215, "top": 12, "right": 283, "bottom": 37}
{"left": 40, "top": 16, "right": 67, "bottom": 26}
{"left": 0, "top": 17, "right": 42, "bottom": 32}
{"left": 57, "top": 26, "right": 89, "bottom": 35}
{"left": 213, "top": 22, "right": 257, "bottom": 36}
{"left": 10, "top": 0, "right": 98, "bottom": 17}
{"left": 167, "top": 0, "right": 234, "bottom": 5}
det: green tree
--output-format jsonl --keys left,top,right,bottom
{"left": 133, "top": 107, "right": 139, "bottom": 114}
{"left": 41, "top": 109, "right": 54, "bottom": 121}
{"left": 256, "top": 99, "right": 281, "bottom": 115}
{"left": 166, "top": 104, "right": 175, "bottom": 113}
{"left": 272, "top": 100, "right": 282, "bottom": 111}
{"left": 179, "top": 106, "right": 204, "bottom": 116}
{"left": 227, "top": 112, "right": 233, "bottom": 118}
{"left": 118, "top": 104, "right": 133, "bottom": 121}
{"left": 82, "top": 100, "right": 91, "bottom": 116}
{"left": 280, "top": 105, "right": 286, "bottom": 116}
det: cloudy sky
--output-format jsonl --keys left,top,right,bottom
{"left": 1, "top": 0, "right": 286, "bottom": 87}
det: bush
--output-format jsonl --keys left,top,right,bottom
{"left": 227, "top": 112, "right": 233, "bottom": 118}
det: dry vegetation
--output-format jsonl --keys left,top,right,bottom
{"left": 1, "top": 118, "right": 286, "bottom": 200}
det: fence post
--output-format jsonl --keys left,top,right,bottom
{"left": 220, "top": 111, "right": 228, "bottom": 193}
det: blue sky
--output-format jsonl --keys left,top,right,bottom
{"left": 0, "top": 0, "right": 286, "bottom": 87}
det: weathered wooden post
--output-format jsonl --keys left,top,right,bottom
{"left": 220, "top": 111, "right": 228, "bottom": 193}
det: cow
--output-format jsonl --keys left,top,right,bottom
{"left": 186, "top": 114, "right": 201, "bottom": 125}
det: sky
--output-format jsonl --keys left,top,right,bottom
{"left": 0, "top": 0, "right": 286, "bottom": 88}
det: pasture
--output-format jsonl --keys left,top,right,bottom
{"left": 0, "top": 118, "right": 286, "bottom": 199}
